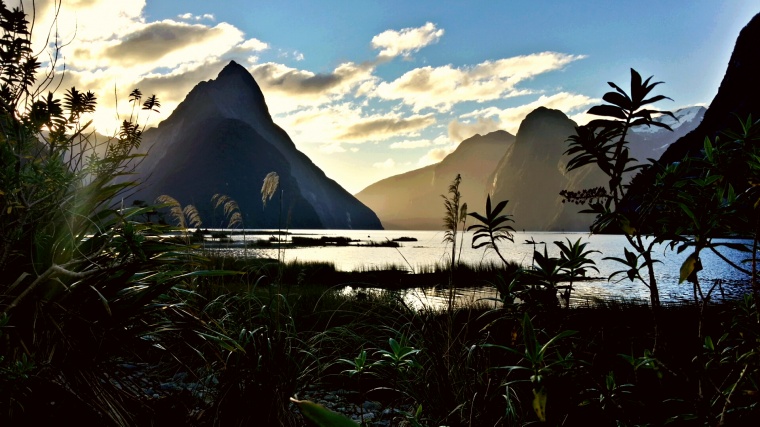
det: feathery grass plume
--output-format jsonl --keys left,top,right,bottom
{"left": 211, "top": 193, "right": 227, "bottom": 209}
{"left": 212, "top": 193, "right": 242, "bottom": 229}
{"left": 183, "top": 204, "right": 202, "bottom": 229}
{"left": 228, "top": 211, "right": 243, "bottom": 228}
{"left": 261, "top": 172, "right": 279, "bottom": 208}
{"left": 156, "top": 194, "right": 186, "bottom": 229}
{"left": 441, "top": 174, "right": 464, "bottom": 312}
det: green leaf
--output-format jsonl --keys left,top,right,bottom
{"left": 291, "top": 398, "right": 359, "bottom": 427}
{"left": 703, "top": 136, "right": 714, "bottom": 162}
{"left": 679, "top": 253, "right": 699, "bottom": 284}
{"left": 532, "top": 387, "right": 548, "bottom": 421}
{"left": 704, "top": 336, "right": 714, "bottom": 352}
{"left": 588, "top": 103, "right": 627, "bottom": 119}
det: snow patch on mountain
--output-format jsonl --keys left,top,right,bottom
{"left": 634, "top": 106, "right": 706, "bottom": 134}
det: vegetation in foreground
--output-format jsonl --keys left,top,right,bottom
{"left": 2, "top": 3, "right": 760, "bottom": 426}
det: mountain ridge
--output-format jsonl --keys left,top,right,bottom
{"left": 355, "top": 130, "right": 514, "bottom": 230}
{"left": 128, "top": 61, "right": 382, "bottom": 229}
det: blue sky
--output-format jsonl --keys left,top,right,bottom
{"left": 18, "top": 0, "right": 760, "bottom": 193}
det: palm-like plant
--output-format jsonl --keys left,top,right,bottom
{"left": 555, "top": 238, "right": 600, "bottom": 307}
{"left": 467, "top": 194, "right": 515, "bottom": 266}
{"left": 562, "top": 69, "right": 675, "bottom": 343}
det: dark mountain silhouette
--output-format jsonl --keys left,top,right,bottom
{"left": 627, "top": 12, "right": 760, "bottom": 207}
{"left": 127, "top": 61, "right": 382, "bottom": 229}
{"left": 355, "top": 131, "right": 514, "bottom": 229}
{"left": 659, "top": 13, "right": 760, "bottom": 165}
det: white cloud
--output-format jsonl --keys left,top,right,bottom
{"left": 177, "top": 12, "right": 215, "bottom": 21}
{"left": 432, "top": 135, "right": 450, "bottom": 145}
{"left": 371, "top": 22, "right": 444, "bottom": 59}
{"left": 390, "top": 139, "right": 432, "bottom": 149}
{"left": 319, "top": 143, "right": 346, "bottom": 153}
{"left": 448, "top": 117, "right": 501, "bottom": 143}
{"left": 373, "top": 158, "right": 396, "bottom": 169}
{"left": 9, "top": 0, "right": 597, "bottom": 177}
{"left": 418, "top": 145, "right": 456, "bottom": 167}
{"left": 250, "top": 62, "right": 376, "bottom": 112}
{"left": 372, "top": 52, "right": 584, "bottom": 112}
{"left": 276, "top": 103, "right": 435, "bottom": 145}
{"left": 240, "top": 38, "right": 269, "bottom": 52}
{"left": 461, "top": 92, "right": 597, "bottom": 134}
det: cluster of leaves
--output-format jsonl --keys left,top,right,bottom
{"left": 0, "top": 3, "right": 221, "bottom": 424}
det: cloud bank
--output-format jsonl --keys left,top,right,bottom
{"left": 12, "top": 0, "right": 592, "bottom": 192}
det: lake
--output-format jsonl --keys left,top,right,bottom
{"left": 208, "top": 229, "right": 754, "bottom": 306}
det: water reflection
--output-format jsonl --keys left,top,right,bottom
{"left": 209, "top": 229, "right": 754, "bottom": 306}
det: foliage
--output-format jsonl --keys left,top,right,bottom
{"left": 562, "top": 68, "right": 677, "bottom": 347}
{"left": 467, "top": 194, "right": 515, "bottom": 266}
{"left": 648, "top": 116, "right": 760, "bottom": 307}
{"left": 441, "top": 173, "right": 467, "bottom": 311}
{"left": 442, "top": 173, "right": 467, "bottom": 267}
{"left": 0, "top": 3, "right": 217, "bottom": 424}
{"left": 261, "top": 171, "right": 279, "bottom": 207}
{"left": 199, "top": 289, "right": 314, "bottom": 426}
{"left": 291, "top": 398, "right": 359, "bottom": 427}
{"left": 483, "top": 313, "right": 577, "bottom": 423}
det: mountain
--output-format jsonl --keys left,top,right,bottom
{"left": 354, "top": 104, "right": 702, "bottom": 232}
{"left": 626, "top": 106, "right": 706, "bottom": 163}
{"left": 489, "top": 105, "right": 705, "bottom": 231}
{"left": 489, "top": 107, "right": 608, "bottom": 231}
{"left": 127, "top": 61, "right": 382, "bottom": 229}
{"left": 659, "top": 13, "right": 760, "bottom": 165}
{"left": 627, "top": 12, "right": 760, "bottom": 210}
{"left": 355, "top": 130, "right": 514, "bottom": 229}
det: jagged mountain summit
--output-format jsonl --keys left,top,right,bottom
{"left": 489, "top": 106, "right": 705, "bottom": 231}
{"left": 355, "top": 130, "right": 514, "bottom": 230}
{"left": 489, "top": 107, "right": 608, "bottom": 231}
{"left": 128, "top": 61, "right": 382, "bottom": 229}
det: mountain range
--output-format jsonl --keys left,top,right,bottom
{"left": 121, "top": 9, "right": 757, "bottom": 232}
{"left": 355, "top": 130, "right": 514, "bottom": 229}
{"left": 357, "top": 105, "right": 704, "bottom": 231}
{"left": 126, "top": 61, "right": 382, "bottom": 230}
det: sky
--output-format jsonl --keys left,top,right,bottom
{"left": 13, "top": 0, "right": 760, "bottom": 193}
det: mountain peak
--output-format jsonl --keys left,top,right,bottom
{"left": 126, "top": 61, "right": 382, "bottom": 229}
{"left": 164, "top": 59, "right": 270, "bottom": 127}
{"left": 218, "top": 60, "right": 250, "bottom": 79}
{"left": 525, "top": 106, "right": 569, "bottom": 121}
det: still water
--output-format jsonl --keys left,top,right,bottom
{"left": 213, "top": 230, "right": 754, "bottom": 306}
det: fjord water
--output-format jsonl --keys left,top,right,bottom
{"left": 230, "top": 230, "right": 752, "bottom": 305}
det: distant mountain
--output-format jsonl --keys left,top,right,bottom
{"left": 355, "top": 130, "right": 514, "bottom": 229}
{"left": 489, "top": 107, "right": 608, "bottom": 231}
{"left": 627, "top": 106, "right": 706, "bottom": 163}
{"left": 355, "top": 104, "right": 702, "bottom": 232}
{"left": 127, "top": 61, "right": 382, "bottom": 229}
